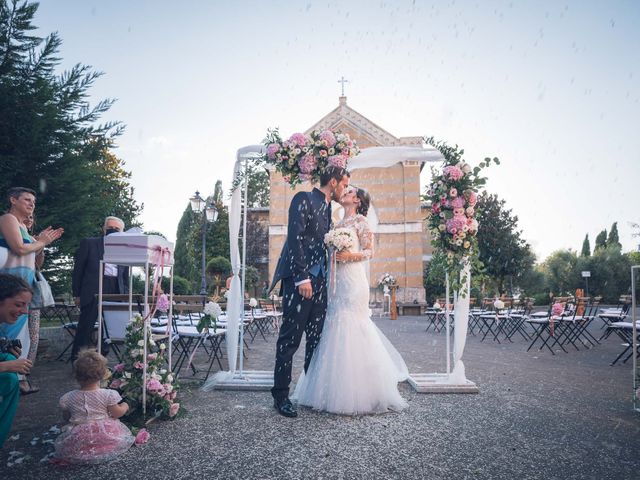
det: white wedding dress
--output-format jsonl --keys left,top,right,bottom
{"left": 292, "top": 214, "right": 409, "bottom": 415}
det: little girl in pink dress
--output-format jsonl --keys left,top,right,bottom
{"left": 54, "top": 350, "right": 134, "bottom": 464}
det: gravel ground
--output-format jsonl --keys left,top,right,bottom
{"left": 2, "top": 315, "right": 638, "bottom": 479}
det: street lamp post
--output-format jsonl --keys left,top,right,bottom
{"left": 189, "top": 191, "right": 219, "bottom": 296}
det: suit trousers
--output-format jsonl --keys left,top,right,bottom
{"left": 271, "top": 275, "right": 327, "bottom": 402}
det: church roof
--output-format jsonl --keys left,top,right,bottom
{"left": 305, "top": 96, "right": 423, "bottom": 148}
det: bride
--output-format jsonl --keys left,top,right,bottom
{"left": 292, "top": 186, "right": 409, "bottom": 415}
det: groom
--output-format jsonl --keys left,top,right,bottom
{"left": 270, "top": 166, "right": 350, "bottom": 418}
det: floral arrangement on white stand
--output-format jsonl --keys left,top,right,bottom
{"left": 108, "top": 314, "right": 181, "bottom": 426}
{"left": 196, "top": 301, "right": 222, "bottom": 333}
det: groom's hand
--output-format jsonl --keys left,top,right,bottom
{"left": 298, "top": 282, "right": 313, "bottom": 299}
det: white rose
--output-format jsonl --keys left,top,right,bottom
{"left": 167, "top": 374, "right": 174, "bottom": 383}
{"left": 461, "top": 163, "right": 472, "bottom": 174}
{"left": 130, "top": 349, "right": 139, "bottom": 358}
{"left": 160, "top": 369, "right": 167, "bottom": 375}
{"left": 137, "top": 340, "right": 145, "bottom": 347}
{"left": 249, "top": 298, "right": 258, "bottom": 308}
{"left": 160, "top": 343, "right": 167, "bottom": 350}
{"left": 165, "top": 384, "right": 173, "bottom": 393}
{"left": 494, "top": 299, "right": 505, "bottom": 310}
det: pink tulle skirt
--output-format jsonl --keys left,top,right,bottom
{"left": 54, "top": 419, "right": 135, "bottom": 464}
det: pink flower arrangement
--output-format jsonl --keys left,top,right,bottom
{"left": 135, "top": 429, "right": 150, "bottom": 445}
{"left": 147, "top": 353, "right": 157, "bottom": 362}
{"left": 146, "top": 378, "right": 163, "bottom": 392}
{"left": 449, "top": 187, "right": 458, "bottom": 197}
{"left": 169, "top": 402, "right": 180, "bottom": 417}
{"left": 466, "top": 190, "right": 477, "bottom": 206}
{"left": 298, "top": 153, "right": 317, "bottom": 174}
{"left": 319, "top": 130, "right": 337, "bottom": 147}
{"left": 465, "top": 207, "right": 475, "bottom": 217}
{"left": 134, "top": 361, "right": 144, "bottom": 370}
{"left": 114, "top": 363, "right": 125, "bottom": 373}
{"left": 110, "top": 379, "right": 123, "bottom": 389}
{"left": 327, "top": 155, "right": 347, "bottom": 168}
{"left": 443, "top": 165, "right": 464, "bottom": 181}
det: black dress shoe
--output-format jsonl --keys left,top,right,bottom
{"left": 274, "top": 398, "right": 298, "bottom": 418}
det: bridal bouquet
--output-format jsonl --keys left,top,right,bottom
{"left": 378, "top": 273, "right": 397, "bottom": 287}
{"left": 261, "top": 128, "right": 359, "bottom": 187}
{"left": 423, "top": 137, "right": 499, "bottom": 293}
{"left": 324, "top": 228, "right": 355, "bottom": 252}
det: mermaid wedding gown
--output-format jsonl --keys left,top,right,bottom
{"left": 293, "top": 214, "right": 409, "bottom": 415}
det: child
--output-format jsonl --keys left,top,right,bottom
{"left": 54, "top": 350, "right": 134, "bottom": 464}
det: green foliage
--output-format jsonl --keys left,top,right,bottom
{"left": 246, "top": 163, "right": 270, "bottom": 208}
{"left": 541, "top": 250, "right": 579, "bottom": 296}
{"left": 581, "top": 234, "right": 591, "bottom": 257}
{"left": 423, "top": 252, "right": 447, "bottom": 303}
{"left": 206, "top": 256, "right": 231, "bottom": 292}
{"left": 594, "top": 229, "right": 607, "bottom": 252}
{"left": 161, "top": 275, "right": 192, "bottom": 295}
{"left": 173, "top": 204, "right": 198, "bottom": 284}
{"left": 0, "top": 1, "right": 141, "bottom": 295}
{"left": 475, "top": 192, "right": 535, "bottom": 295}
{"left": 244, "top": 265, "right": 260, "bottom": 290}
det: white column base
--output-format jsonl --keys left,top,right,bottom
{"left": 407, "top": 373, "right": 479, "bottom": 394}
{"left": 210, "top": 370, "right": 273, "bottom": 391}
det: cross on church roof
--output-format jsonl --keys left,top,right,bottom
{"left": 338, "top": 76, "right": 349, "bottom": 96}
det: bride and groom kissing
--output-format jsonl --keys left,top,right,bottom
{"left": 270, "top": 165, "right": 408, "bottom": 418}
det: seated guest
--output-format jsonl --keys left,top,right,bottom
{"left": 71, "top": 216, "right": 128, "bottom": 360}
{"left": 54, "top": 350, "right": 134, "bottom": 464}
{"left": 0, "top": 274, "right": 33, "bottom": 447}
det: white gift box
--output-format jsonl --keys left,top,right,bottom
{"left": 104, "top": 232, "right": 174, "bottom": 266}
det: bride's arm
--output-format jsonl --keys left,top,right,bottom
{"left": 336, "top": 216, "right": 374, "bottom": 263}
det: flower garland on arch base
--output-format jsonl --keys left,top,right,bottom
{"left": 261, "top": 128, "right": 360, "bottom": 187}
{"left": 424, "top": 137, "right": 499, "bottom": 294}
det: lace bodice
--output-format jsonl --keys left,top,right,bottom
{"left": 59, "top": 388, "right": 122, "bottom": 425}
{"left": 335, "top": 214, "right": 374, "bottom": 260}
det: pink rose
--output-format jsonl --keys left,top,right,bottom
{"left": 170, "top": 392, "right": 177, "bottom": 400}
{"left": 266, "top": 143, "right": 280, "bottom": 159}
{"left": 319, "top": 150, "right": 328, "bottom": 157}
{"left": 282, "top": 175, "right": 290, "bottom": 183}
{"left": 110, "top": 379, "right": 122, "bottom": 389}
{"left": 134, "top": 361, "right": 144, "bottom": 370}
{"left": 147, "top": 353, "right": 157, "bottom": 362}
{"left": 319, "top": 130, "right": 337, "bottom": 147}
{"left": 449, "top": 188, "right": 457, "bottom": 197}
{"left": 327, "top": 155, "right": 347, "bottom": 169}
{"left": 114, "top": 363, "right": 125, "bottom": 373}
{"left": 135, "top": 428, "right": 150, "bottom": 445}
{"left": 466, "top": 191, "right": 477, "bottom": 206}
{"left": 453, "top": 208, "right": 465, "bottom": 217}
{"left": 169, "top": 402, "right": 180, "bottom": 417}
{"left": 466, "top": 207, "right": 475, "bottom": 217}
{"left": 551, "top": 303, "right": 564, "bottom": 316}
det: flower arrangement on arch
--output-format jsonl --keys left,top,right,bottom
{"left": 108, "top": 314, "right": 181, "bottom": 426}
{"left": 423, "top": 137, "right": 499, "bottom": 294}
{"left": 377, "top": 273, "right": 397, "bottom": 288}
{"left": 262, "top": 128, "right": 360, "bottom": 187}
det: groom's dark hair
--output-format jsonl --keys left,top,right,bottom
{"left": 319, "top": 166, "right": 350, "bottom": 187}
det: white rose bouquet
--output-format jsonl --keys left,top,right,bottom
{"left": 197, "top": 301, "right": 222, "bottom": 333}
{"left": 324, "top": 227, "right": 355, "bottom": 252}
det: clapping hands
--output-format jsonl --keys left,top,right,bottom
{"left": 36, "top": 226, "right": 64, "bottom": 245}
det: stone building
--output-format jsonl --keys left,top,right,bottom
{"left": 267, "top": 96, "right": 434, "bottom": 303}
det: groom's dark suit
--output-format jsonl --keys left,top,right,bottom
{"left": 271, "top": 187, "right": 331, "bottom": 402}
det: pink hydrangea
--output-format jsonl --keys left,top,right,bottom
{"left": 298, "top": 153, "right": 318, "bottom": 174}
{"left": 327, "top": 155, "right": 347, "bottom": 169}
{"left": 298, "top": 173, "right": 312, "bottom": 182}
{"left": 266, "top": 143, "right": 280, "bottom": 159}
{"left": 451, "top": 196, "right": 465, "bottom": 209}
{"left": 551, "top": 303, "right": 564, "bottom": 316}
{"left": 443, "top": 165, "right": 464, "bottom": 181}
{"left": 135, "top": 429, "right": 150, "bottom": 445}
{"left": 288, "top": 133, "right": 308, "bottom": 147}
{"left": 319, "top": 130, "right": 337, "bottom": 147}
{"left": 114, "top": 363, "right": 125, "bottom": 373}
{"left": 156, "top": 294, "right": 170, "bottom": 312}
{"left": 146, "top": 378, "right": 163, "bottom": 392}
{"left": 446, "top": 215, "right": 467, "bottom": 234}
{"left": 169, "top": 402, "right": 180, "bottom": 417}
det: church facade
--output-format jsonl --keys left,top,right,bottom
{"left": 267, "top": 96, "right": 434, "bottom": 303}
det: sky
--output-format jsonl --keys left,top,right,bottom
{"left": 32, "top": 0, "right": 640, "bottom": 260}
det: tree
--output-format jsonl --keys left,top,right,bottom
{"left": 580, "top": 234, "right": 591, "bottom": 257}
{"left": 173, "top": 204, "right": 198, "bottom": 286}
{"left": 607, "top": 222, "right": 621, "bottom": 250}
{"left": 246, "top": 163, "right": 270, "bottom": 208}
{"left": 541, "top": 250, "right": 579, "bottom": 296}
{"left": 206, "top": 256, "right": 231, "bottom": 295}
{"left": 475, "top": 192, "right": 534, "bottom": 294}
{"left": 594, "top": 229, "right": 607, "bottom": 251}
{"left": 0, "top": 1, "right": 141, "bottom": 294}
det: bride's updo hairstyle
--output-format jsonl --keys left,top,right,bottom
{"left": 355, "top": 187, "right": 371, "bottom": 217}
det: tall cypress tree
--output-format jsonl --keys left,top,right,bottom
{"left": 581, "top": 234, "right": 591, "bottom": 257}
{"left": 594, "top": 229, "right": 608, "bottom": 252}
{"left": 607, "top": 222, "right": 621, "bottom": 250}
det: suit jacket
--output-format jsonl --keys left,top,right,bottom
{"left": 270, "top": 188, "right": 331, "bottom": 292}
{"left": 72, "top": 236, "right": 128, "bottom": 307}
